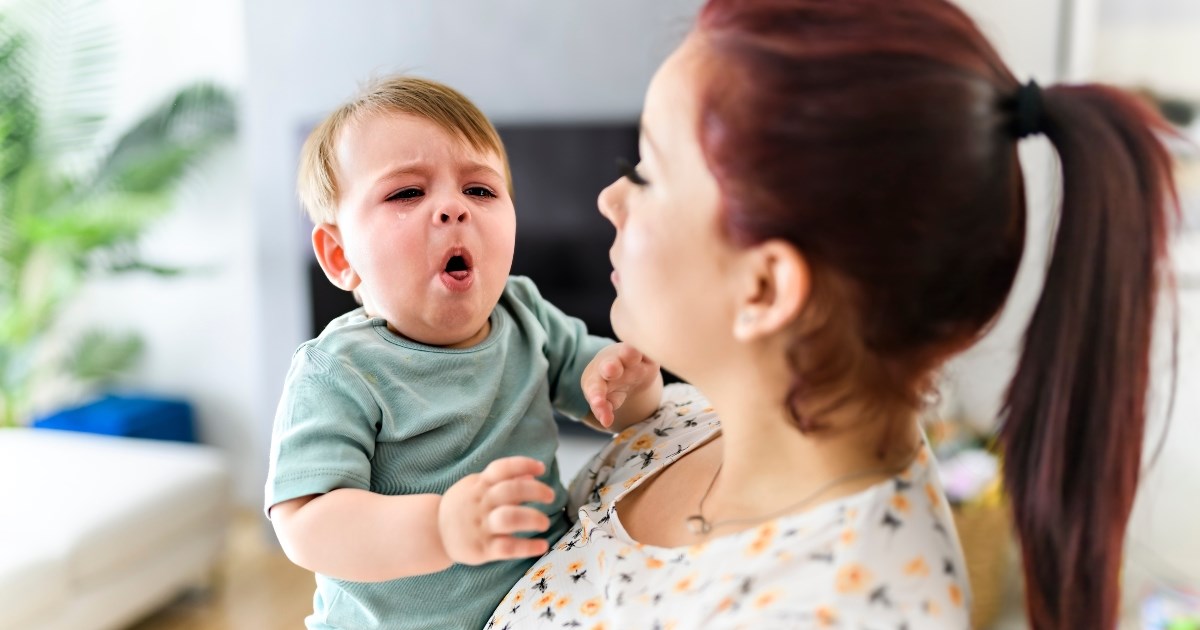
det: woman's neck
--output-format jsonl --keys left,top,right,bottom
{"left": 689, "top": 364, "right": 921, "bottom": 522}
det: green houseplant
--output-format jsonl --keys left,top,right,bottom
{"left": 0, "top": 1, "right": 235, "bottom": 427}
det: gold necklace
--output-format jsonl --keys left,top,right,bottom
{"left": 684, "top": 451, "right": 919, "bottom": 536}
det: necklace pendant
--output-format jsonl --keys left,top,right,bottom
{"left": 685, "top": 515, "right": 711, "bottom": 535}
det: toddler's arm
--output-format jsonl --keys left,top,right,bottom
{"left": 270, "top": 457, "right": 555, "bottom": 582}
{"left": 582, "top": 342, "right": 664, "bottom": 433}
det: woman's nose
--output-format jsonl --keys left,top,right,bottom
{"left": 597, "top": 180, "right": 624, "bottom": 226}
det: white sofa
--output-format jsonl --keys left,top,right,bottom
{"left": 0, "top": 428, "right": 231, "bottom": 630}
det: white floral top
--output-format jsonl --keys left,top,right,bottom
{"left": 487, "top": 384, "right": 971, "bottom": 629}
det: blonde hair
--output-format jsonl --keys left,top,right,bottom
{"left": 297, "top": 75, "right": 512, "bottom": 224}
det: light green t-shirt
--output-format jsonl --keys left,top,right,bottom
{"left": 265, "top": 276, "right": 611, "bottom": 630}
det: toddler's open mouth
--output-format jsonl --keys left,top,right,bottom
{"left": 440, "top": 248, "right": 474, "bottom": 291}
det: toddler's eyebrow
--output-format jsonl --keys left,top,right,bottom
{"left": 373, "top": 162, "right": 503, "bottom": 185}
{"left": 458, "top": 162, "right": 504, "bottom": 182}
{"left": 374, "top": 164, "right": 426, "bottom": 185}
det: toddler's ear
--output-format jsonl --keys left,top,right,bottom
{"left": 312, "top": 223, "right": 360, "bottom": 292}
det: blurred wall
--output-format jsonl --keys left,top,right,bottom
{"left": 1094, "top": 0, "right": 1200, "bottom": 99}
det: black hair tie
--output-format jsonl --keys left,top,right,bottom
{"left": 1014, "top": 80, "right": 1046, "bottom": 139}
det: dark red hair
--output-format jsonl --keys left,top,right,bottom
{"left": 694, "top": 0, "right": 1179, "bottom": 628}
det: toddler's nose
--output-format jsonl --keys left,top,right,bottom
{"left": 435, "top": 205, "right": 470, "bottom": 225}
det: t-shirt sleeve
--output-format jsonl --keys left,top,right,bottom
{"left": 510, "top": 276, "right": 613, "bottom": 421}
{"left": 264, "top": 344, "right": 381, "bottom": 516}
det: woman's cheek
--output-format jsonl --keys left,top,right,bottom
{"left": 617, "top": 227, "right": 662, "bottom": 288}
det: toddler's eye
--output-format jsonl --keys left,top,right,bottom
{"left": 386, "top": 188, "right": 423, "bottom": 202}
{"left": 464, "top": 186, "right": 497, "bottom": 198}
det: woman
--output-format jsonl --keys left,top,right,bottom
{"left": 490, "top": 0, "right": 1178, "bottom": 627}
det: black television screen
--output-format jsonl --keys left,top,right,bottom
{"left": 501, "top": 122, "right": 639, "bottom": 341}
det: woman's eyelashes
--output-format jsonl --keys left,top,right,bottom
{"left": 616, "top": 157, "right": 649, "bottom": 186}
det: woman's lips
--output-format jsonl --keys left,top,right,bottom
{"left": 610, "top": 270, "right": 619, "bottom": 286}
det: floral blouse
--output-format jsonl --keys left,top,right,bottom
{"left": 487, "top": 384, "right": 972, "bottom": 629}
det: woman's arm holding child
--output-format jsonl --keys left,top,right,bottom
{"left": 269, "top": 457, "right": 556, "bottom": 582}
{"left": 581, "top": 342, "right": 664, "bottom": 434}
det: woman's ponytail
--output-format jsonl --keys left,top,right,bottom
{"left": 999, "top": 83, "right": 1179, "bottom": 629}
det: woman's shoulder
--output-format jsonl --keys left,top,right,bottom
{"left": 506, "top": 383, "right": 972, "bottom": 629}
{"left": 612, "top": 382, "right": 720, "bottom": 452}
{"left": 568, "top": 383, "right": 720, "bottom": 508}
{"left": 735, "top": 448, "right": 973, "bottom": 627}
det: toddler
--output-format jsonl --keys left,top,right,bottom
{"left": 265, "top": 75, "right": 662, "bottom": 630}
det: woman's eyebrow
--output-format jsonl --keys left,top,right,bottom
{"left": 639, "top": 119, "right": 665, "bottom": 174}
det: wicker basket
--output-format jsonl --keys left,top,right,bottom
{"left": 951, "top": 501, "right": 1014, "bottom": 629}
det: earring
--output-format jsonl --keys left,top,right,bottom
{"left": 737, "top": 311, "right": 756, "bottom": 325}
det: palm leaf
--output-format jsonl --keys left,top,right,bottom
{"left": 67, "top": 328, "right": 144, "bottom": 384}
{"left": 14, "top": 189, "right": 169, "bottom": 254}
{"left": 0, "top": 0, "right": 234, "bottom": 425}
{"left": 6, "top": 0, "right": 115, "bottom": 162}
{"left": 0, "top": 15, "right": 36, "bottom": 190}
{"left": 94, "top": 251, "right": 187, "bottom": 277}
{"left": 0, "top": 160, "right": 72, "bottom": 278}
{"left": 96, "top": 82, "right": 236, "bottom": 193}
{"left": 6, "top": 245, "right": 80, "bottom": 339}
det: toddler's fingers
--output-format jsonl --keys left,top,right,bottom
{"left": 486, "top": 505, "right": 552, "bottom": 535}
{"left": 631, "top": 355, "right": 658, "bottom": 378}
{"left": 583, "top": 368, "right": 610, "bottom": 401}
{"left": 486, "top": 535, "right": 550, "bottom": 561}
{"left": 583, "top": 374, "right": 614, "bottom": 425}
{"left": 590, "top": 398, "right": 614, "bottom": 428}
{"left": 599, "top": 357, "right": 625, "bottom": 380}
{"left": 481, "top": 456, "right": 545, "bottom": 484}
{"left": 483, "top": 477, "right": 556, "bottom": 510}
{"left": 614, "top": 343, "right": 644, "bottom": 366}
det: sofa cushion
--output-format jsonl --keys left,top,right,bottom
{"left": 0, "top": 428, "right": 230, "bottom": 586}
{"left": 0, "top": 533, "right": 68, "bottom": 629}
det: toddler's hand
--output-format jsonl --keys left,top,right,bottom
{"left": 438, "top": 456, "right": 555, "bottom": 566}
{"left": 582, "top": 342, "right": 660, "bottom": 428}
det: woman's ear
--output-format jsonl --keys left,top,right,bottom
{"left": 312, "top": 223, "right": 361, "bottom": 292}
{"left": 732, "top": 240, "right": 809, "bottom": 341}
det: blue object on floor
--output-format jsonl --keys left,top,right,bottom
{"left": 32, "top": 395, "right": 196, "bottom": 443}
